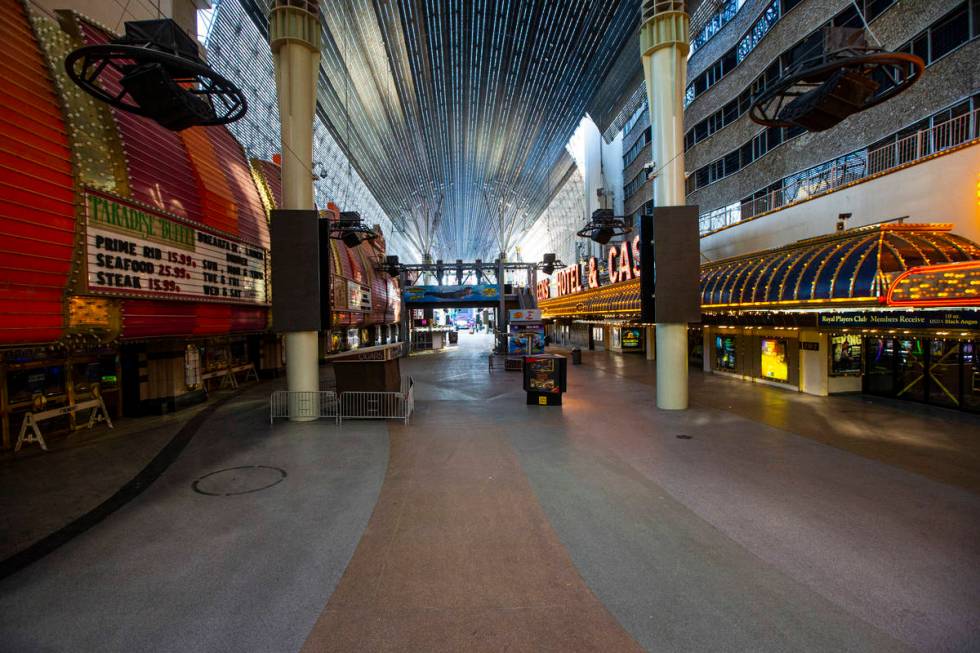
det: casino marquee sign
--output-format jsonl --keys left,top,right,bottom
{"left": 83, "top": 191, "right": 269, "bottom": 305}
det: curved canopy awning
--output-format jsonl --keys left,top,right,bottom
{"left": 700, "top": 224, "right": 980, "bottom": 310}
{"left": 539, "top": 278, "right": 641, "bottom": 319}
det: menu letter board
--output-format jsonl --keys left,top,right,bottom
{"left": 84, "top": 192, "right": 269, "bottom": 304}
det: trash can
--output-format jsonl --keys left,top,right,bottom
{"left": 571, "top": 348, "right": 582, "bottom": 365}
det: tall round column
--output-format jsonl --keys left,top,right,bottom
{"left": 641, "top": 1, "right": 690, "bottom": 409}
{"left": 271, "top": 1, "right": 321, "bottom": 420}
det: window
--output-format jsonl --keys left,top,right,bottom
{"left": 623, "top": 127, "right": 652, "bottom": 167}
{"left": 929, "top": 4, "right": 970, "bottom": 62}
{"left": 737, "top": 1, "right": 781, "bottom": 63}
{"left": 625, "top": 171, "right": 648, "bottom": 198}
{"left": 686, "top": 0, "right": 978, "bottom": 196}
{"left": 683, "top": 0, "right": 902, "bottom": 145}
{"left": 7, "top": 365, "right": 66, "bottom": 404}
{"left": 691, "top": 0, "right": 747, "bottom": 55}
{"left": 623, "top": 106, "right": 646, "bottom": 137}
{"left": 831, "top": 335, "right": 862, "bottom": 375}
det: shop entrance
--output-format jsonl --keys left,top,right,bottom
{"left": 864, "top": 337, "right": 980, "bottom": 413}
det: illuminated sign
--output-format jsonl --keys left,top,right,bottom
{"left": 556, "top": 263, "right": 585, "bottom": 296}
{"left": 536, "top": 279, "right": 551, "bottom": 301}
{"left": 509, "top": 309, "right": 542, "bottom": 322}
{"left": 84, "top": 191, "right": 268, "bottom": 304}
{"left": 347, "top": 280, "right": 372, "bottom": 312}
{"left": 552, "top": 235, "right": 644, "bottom": 298}
{"left": 886, "top": 261, "right": 980, "bottom": 307}
{"left": 760, "top": 338, "right": 789, "bottom": 382}
{"left": 621, "top": 327, "right": 642, "bottom": 349}
{"left": 817, "top": 310, "right": 980, "bottom": 330}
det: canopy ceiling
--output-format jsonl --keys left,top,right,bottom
{"left": 242, "top": 0, "right": 640, "bottom": 260}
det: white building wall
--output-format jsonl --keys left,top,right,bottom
{"left": 701, "top": 144, "right": 980, "bottom": 262}
{"left": 601, "top": 131, "right": 625, "bottom": 216}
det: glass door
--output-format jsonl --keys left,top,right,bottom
{"left": 895, "top": 338, "right": 927, "bottom": 403}
{"left": 928, "top": 340, "right": 961, "bottom": 409}
{"left": 864, "top": 337, "right": 896, "bottom": 396}
{"left": 963, "top": 341, "right": 980, "bottom": 413}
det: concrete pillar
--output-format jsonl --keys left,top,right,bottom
{"left": 270, "top": 1, "right": 320, "bottom": 420}
{"left": 641, "top": 1, "right": 690, "bottom": 410}
{"left": 799, "top": 330, "right": 830, "bottom": 396}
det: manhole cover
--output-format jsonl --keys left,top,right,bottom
{"left": 192, "top": 466, "right": 287, "bottom": 496}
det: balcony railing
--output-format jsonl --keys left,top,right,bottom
{"left": 699, "top": 108, "right": 980, "bottom": 235}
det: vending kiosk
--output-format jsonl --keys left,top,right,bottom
{"left": 523, "top": 354, "right": 568, "bottom": 406}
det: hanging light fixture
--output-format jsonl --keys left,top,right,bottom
{"left": 576, "top": 209, "right": 631, "bottom": 245}
{"left": 64, "top": 19, "right": 247, "bottom": 131}
{"left": 749, "top": 26, "right": 923, "bottom": 133}
{"left": 331, "top": 212, "right": 378, "bottom": 248}
{"left": 538, "top": 253, "right": 565, "bottom": 275}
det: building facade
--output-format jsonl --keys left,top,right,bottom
{"left": 0, "top": 0, "right": 402, "bottom": 449}
{"left": 530, "top": 0, "right": 980, "bottom": 413}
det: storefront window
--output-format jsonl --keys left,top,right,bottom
{"left": 760, "top": 338, "right": 788, "bottom": 381}
{"left": 830, "top": 334, "right": 862, "bottom": 375}
{"left": 928, "top": 340, "right": 961, "bottom": 408}
{"left": 202, "top": 344, "right": 230, "bottom": 371}
{"left": 715, "top": 335, "right": 737, "bottom": 370}
{"left": 964, "top": 341, "right": 980, "bottom": 413}
{"left": 184, "top": 346, "right": 201, "bottom": 388}
{"left": 72, "top": 355, "right": 119, "bottom": 394}
{"left": 7, "top": 365, "right": 66, "bottom": 404}
{"left": 230, "top": 340, "right": 247, "bottom": 364}
{"left": 897, "top": 339, "right": 926, "bottom": 402}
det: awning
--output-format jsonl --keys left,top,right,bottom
{"left": 700, "top": 224, "right": 980, "bottom": 310}
{"left": 539, "top": 278, "right": 641, "bottom": 319}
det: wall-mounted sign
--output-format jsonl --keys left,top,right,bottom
{"left": 536, "top": 279, "right": 551, "bottom": 301}
{"left": 509, "top": 309, "right": 542, "bottom": 322}
{"left": 621, "top": 327, "right": 643, "bottom": 349}
{"left": 801, "top": 341, "right": 820, "bottom": 351}
{"left": 85, "top": 191, "right": 268, "bottom": 304}
{"left": 817, "top": 310, "right": 980, "bottom": 330}
{"left": 347, "top": 280, "right": 372, "bottom": 312}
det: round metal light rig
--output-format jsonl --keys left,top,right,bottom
{"left": 331, "top": 212, "right": 378, "bottom": 248}
{"left": 64, "top": 19, "right": 248, "bottom": 131}
{"left": 576, "top": 209, "right": 632, "bottom": 246}
{"left": 749, "top": 34, "right": 923, "bottom": 133}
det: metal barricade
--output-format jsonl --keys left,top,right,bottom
{"left": 339, "top": 377, "right": 415, "bottom": 424}
{"left": 269, "top": 390, "right": 339, "bottom": 423}
{"left": 270, "top": 379, "right": 414, "bottom": 425}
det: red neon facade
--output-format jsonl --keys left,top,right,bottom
{"left": 0, "top": 0, "right": 75, "bottom": 345}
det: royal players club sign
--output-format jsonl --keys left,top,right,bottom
{"left": 84, "top": 191, "right": 269, "bottom": 304}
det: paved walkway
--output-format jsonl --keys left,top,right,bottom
{"left": 0, "top": 332, "right": 978, "bottom": 652}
